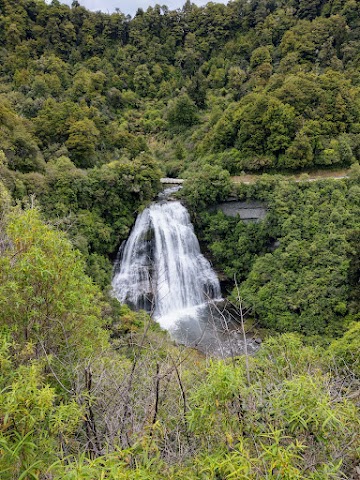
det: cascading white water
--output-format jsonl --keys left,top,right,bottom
{"left": 112, "top": 195, "right": 260, "bottom": 357}
{"left": 112, "top": 200, "right": 221, "bottom": 330}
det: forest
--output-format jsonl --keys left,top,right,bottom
{"left": 0, "top": 0, "right": 359, "bottom": 478}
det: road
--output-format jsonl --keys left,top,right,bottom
{"left": 161, "top": 169, "right": 350, "bottom": 186}
{"left": 231, "top": 169, "right": 349, "bottom": 184}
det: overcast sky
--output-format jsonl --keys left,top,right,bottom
{"left": 55, "top": 0, "right": 227, "bottom": 17}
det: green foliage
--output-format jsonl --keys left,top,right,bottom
{"left": 0, "top": 208, "right": 108, "bottom": 364}
{"left": 240, "top": 236, "right": 349, "bottom": 336}
{"left": 193, "top": 177, "right": 360, "bottom": 339}
{"left": 181, "top": 164, "right": 232, "bottom": 209}
{"left": 187, "top": 334, "right": 359, "bottom": 479}
{"left": 65, "top": 118, "right": 100, "bottom": 168}
{"left": 329, "top": 321, "right": 360, "bottom": 376}
{"left": 201, "top": 69, "right": 360, "bottom": 171}
{"left": 0, "top": 98, "right": 44, "bottom": 173}
{"left": 198, "top": 210, "right": 271, "bottom": 281}
{"left": 0, "top": 1, "right": 359, "bottom": 477}
{"left": 0, "top": 0, "right": 360, "bottom": 291}
{"left": 0, "top": 333, "right": 83, "bottom": 480}
{"left": 18, "top": 153, "right": 161, "bottom": 286}
{"left": 0, "top": 206, "right": 359, "bottom": 479}
{"left": 167, "top": 93, "right": 199, "bottom": 128}
{"left": 238, "top": 179, "right": 360, "bottom": 338}
{"left": 188, "top": 359, "right": 246, "bottom": 438}
{"left": 133, "top": 64, "right": 154, "bottom": 96}
{"left": 250, "top": 46, "right": 272, "bottom": 69}
{"left": 0, "top": 177, "right": 11, "bottom": 216}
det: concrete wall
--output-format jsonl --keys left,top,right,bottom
{"left": 215, "top": 200, "right": 267, "bottom": 222}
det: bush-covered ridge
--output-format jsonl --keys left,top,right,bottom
{"left": 1, "top": 0, "right": 360, "bottom": 174}
{"left": 1, "top": 0, "right": 360, "bottom": 284}
{"left": 0, "top": 1, "right": 359, "bottom": 476}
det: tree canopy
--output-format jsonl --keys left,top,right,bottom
{"left": 0, "top": 0, "right": 359, "bottom": 477}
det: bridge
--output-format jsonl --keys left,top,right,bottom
{"left": 160, "top": 178, "right": 184, "bottom": 184}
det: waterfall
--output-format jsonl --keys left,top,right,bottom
{"left": 112, "top": 195, "right": 259, "bottom": 357}
{"left": 112, "top": 200, "right": 221, "bottom": 330}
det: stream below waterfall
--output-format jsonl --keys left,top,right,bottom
{"left": 112, "top": 188, "right": 258, "bottom": 357}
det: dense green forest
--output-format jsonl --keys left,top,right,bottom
{"left": 0, "top": 0, "right": 359, "bottom": 478}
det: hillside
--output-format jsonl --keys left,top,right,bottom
{"left": 0, "top": 0, "right": 359, "bottom": 478}
{"left": 0, "top": 0, "right": 359, "bottom": 280}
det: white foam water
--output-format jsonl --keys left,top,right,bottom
{"left": 112, "top": 199, "right": 259, "bottom": 357}
{"left": 112, "top": 201, "right": 221, "bottom": 327}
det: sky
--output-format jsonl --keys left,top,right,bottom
{"left": 55, "top": 0, "right": 227, "bottom": 17}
